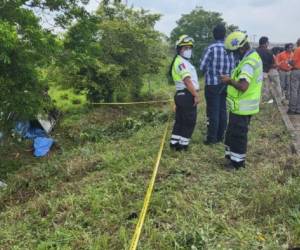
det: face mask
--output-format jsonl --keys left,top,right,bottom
{"left": 182, "top": 49, "right": 192, "bottom": 59}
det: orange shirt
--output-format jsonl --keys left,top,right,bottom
{"left": 276, "top": 51, "right": 293, "bottom": 71}
{"left": 292, "top": 47, "right": 300, "bottom": 69}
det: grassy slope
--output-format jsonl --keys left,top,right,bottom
{"left": 1, "top": 86, "right": 300, "bottom": 249}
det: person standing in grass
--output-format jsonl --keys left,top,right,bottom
{"left": 288, "top": 38, "right": 300, "bottom": 114}
{"left": 221, "top": 31, "right": 263, "bottom": 170}
{"left": 200, "top": 24, "right": 235, "bottom": 145}
{"left": 169, "top": 35, "right": 200, "bottom": 151}
{"left": 276, "top": 43, "right": 294, "bottom": 100}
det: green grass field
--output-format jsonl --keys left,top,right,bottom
{"left": 1, "top": 84, "right": 300, "bottom": 249}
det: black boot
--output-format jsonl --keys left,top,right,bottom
{"left": 170, "top": 142, "right": 178, "bottom": 150}
{"left": 175, "top": 144, "right": 188, "bottom": 152}
{"left": 231, "top": 160, "right": 245, "bottom": 169}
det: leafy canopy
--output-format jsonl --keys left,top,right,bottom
{"left": 0, "top": 0, "right": 89, "bottom": 128}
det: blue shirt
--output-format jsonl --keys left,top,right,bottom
{"left": 200, "top": 40, "right": 235, "bottom": 85}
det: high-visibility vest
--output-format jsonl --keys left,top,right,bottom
{"left": 227, "top": 50, "right": 263, "bottom": 115}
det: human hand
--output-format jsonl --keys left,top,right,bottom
{"left": 194, "top": 95, "right": 200, "bottom": 106}
{"left": 172, "top": 104, "right": 176, "bottom": 112}
{"left": 288, "top": 60, "right": 294, "bottom": 66}
{"left": 220, "top": 75, "right": 231, "bottom": 84}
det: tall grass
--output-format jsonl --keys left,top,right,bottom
{"left": 0, "top": 88, "right": 300, "bottom": 249}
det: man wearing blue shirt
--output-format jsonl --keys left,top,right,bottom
{"left": 200, "top": 24, "right": 235, "bottom": 145}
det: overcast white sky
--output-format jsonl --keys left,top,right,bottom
{"left": 87, "top": 0, "right": 299, "bottom": 43}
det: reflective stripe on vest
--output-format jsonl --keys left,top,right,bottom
{"left": 239, "top": 99, "right": 260, "bottom": 111}
{"left": 227, "top": 51, "right": 263, "bottom": 115}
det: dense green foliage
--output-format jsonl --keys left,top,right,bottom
{"left": 59, "top": 3, "right": 166, "bottom": 102}
{"left": 0, "top": 1, "right": 167, "bottom": 129}
{"left": 0, "top": 0, "right": 88, "bottom": 129}
{"left": 170, "top": 7, "right": 238, "bottom": 67}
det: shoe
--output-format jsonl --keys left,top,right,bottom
{"left": 231, "top": 160, "right": 246, "bottom": 170}
{"left": 287, "top": 109, "right": 297, "bottom": 115}
{"left": 225, "top": 155, "right": 230, "bottom": 161}
{"left": 175, "top": 145, "right": 188, "bottom": 152}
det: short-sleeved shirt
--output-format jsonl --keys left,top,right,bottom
{"left": 172, "top": 55, "right": 199, "bottom": 91}
{"left": 292, "top": 47, "right": 300, "bottom": 69}
{"left": 199, "top": 40, "right": 235, "bottom": 85}
{"left": 256, "top": 46, "right": 274, "bottom": 73}
{"left": 276, "top": 51, "right": 293, "bottom": 71}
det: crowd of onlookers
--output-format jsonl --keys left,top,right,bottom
{"left": 260, "top": 38, "right": 300, "bottom": 114}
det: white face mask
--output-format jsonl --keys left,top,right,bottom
{"left": 182, "top": 49, "right": 192, "bottom": 59}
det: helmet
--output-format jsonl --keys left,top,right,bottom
{"left": 225, "top": 31, "right": 249, "bottom": 51}
{"left": 176, "top": 35, "right": 194, "bottom": 48}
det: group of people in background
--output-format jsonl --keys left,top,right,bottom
{"left": 261, "top": 38, "right": 300, "bottom": 114}
{"left": 169, "top": 24, "right": 300, "bottom": 171}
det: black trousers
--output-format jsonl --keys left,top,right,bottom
{"left": 205, "top": 85, "right": 227, "bottom": 143}
{"left": 224, "top": 112, "right": 251, "bottom": 168}
{"left": 170, "top": 90, "right": 197, "bottom": 147}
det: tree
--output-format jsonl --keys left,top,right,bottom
{"left": 0, "top": 0, "right": 89, "bottom": 129}
{"left": 103, "top": 0, "right": 122, "bottom": 5}
{"left": 59, "top": 3, "right": 166, "bottom": 102}
{"left": 2, "top": 0, "right": 90, "bottom": 28}
{"left": 170, "top": 7, "right": 238, "bottom": 67}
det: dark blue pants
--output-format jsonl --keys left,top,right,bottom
{"left": 225, "top": 113, "right": 251, "bottom": 168}
{"left": 204, "top": 85, "right": 227, "bottom": 143}
{"left": 170, "top": 90, "right": 197, "bottom": 148}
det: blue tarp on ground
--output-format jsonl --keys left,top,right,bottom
{"left": 15, "top": 122, "right": 54, "bottom": 157}
{"left": 33, "top": 137, "right": 54, "bottom": 157}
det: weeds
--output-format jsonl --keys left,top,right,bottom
{"left": 0, "top": 94, "right": 300, "bottom": 249}
{"left": 79, "top": 109, "right": 169, "bottom": 143}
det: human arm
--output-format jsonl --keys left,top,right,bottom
{"left": 183, "top": 76, "right": 199, "bottom": 105}
{"left": 220, "top": 63, "right": 254, "bottom": 92}
{"left": 220, "top": 75, "right": 249, "bottom": 92}
{"left": 271, "top": 54, "right": 279, "bottom": 69}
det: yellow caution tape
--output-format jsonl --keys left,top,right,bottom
{"left": 257, "top": 233, "right": 266, "bottom": 242}
{"left": 129, "top": 113, "right": 171, "bottom": 250}
{"left": 91, "top": 100, "right": 172, "bottom": 105}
